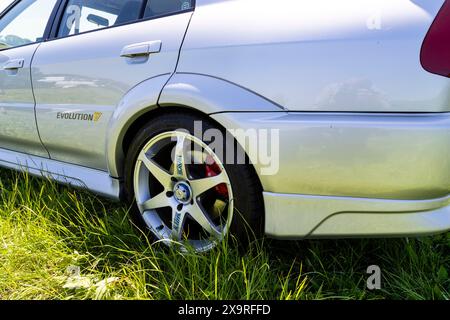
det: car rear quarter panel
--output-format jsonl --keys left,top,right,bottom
{"left": 179, "top": 0, "right": 449, "bottom": 112}
{"left": 213, "top": 112, "right": 450, "bottom": 200}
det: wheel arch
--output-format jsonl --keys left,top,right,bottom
{"left": 107, "top": 72, "right": 281, "bottom": 181}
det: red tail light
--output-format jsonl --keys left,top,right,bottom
{"left": 421, "top": 1, "right": 450, "bottom": 77}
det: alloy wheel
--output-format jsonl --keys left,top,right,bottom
{"left": 133, "top": 131, "right": 234, "bottom": 252}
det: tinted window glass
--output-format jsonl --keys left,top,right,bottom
{"left": 144, "top": 0, "right": 193, "bottom": 19}
{"left": 0, "top": 0, "right": 57, "bottom": 50}
{"left": 58, "top": 0, "right": 145, "bottom": 37}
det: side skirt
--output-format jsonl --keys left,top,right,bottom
{"left": 0, "top": 148, "right": 121, "bottom": 200}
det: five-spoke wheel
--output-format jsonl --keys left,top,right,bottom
{"left": 133, "top": 131, "right": 233, "bottom": 252}
{"left": 124, "top": 113, "right": 264, "bottom": 252}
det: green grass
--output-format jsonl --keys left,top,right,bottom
{"left": 0, "top": 169, "right": 448, "bottom": 300}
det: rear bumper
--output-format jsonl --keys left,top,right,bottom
{"left": 264, "top": 192, "right": 450, "bottom": 238}
{"left": 212, "top": 112, "right": 450, "bottom": 238}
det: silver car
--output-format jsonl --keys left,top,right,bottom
{"left": 0, "top": 0, "right": 449, "bottom": 252}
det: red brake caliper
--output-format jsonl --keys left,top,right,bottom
{"left": 205, "top": 155, "right": 229, "bottom": 197}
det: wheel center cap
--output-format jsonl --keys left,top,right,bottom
{"left": 173, "top": 182, "right": 192, "bottom": 204}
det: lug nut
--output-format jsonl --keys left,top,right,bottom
{"left": 166, "top": 191, "right": 174, "bottom": 197}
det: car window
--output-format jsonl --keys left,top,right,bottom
{"left": 58, "top": 0, "right": 145, "bottom": 37}
{"left": 144, "top": 0, "right": 193, "bottom": 19}
{"left": 0, "top": 0, "right": 57, "bottom": 50}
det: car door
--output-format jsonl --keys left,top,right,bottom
{"left": 32, "top": 0, "right": 194, "bottom": 171}
{"left": 0, "top": 0, "right": 58, "bottom": 157}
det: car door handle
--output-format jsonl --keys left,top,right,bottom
{"left": 3, "top": 58, "right": 25, "bottom": 70}
{"left": 120, "top": 40, "right": 162, "bottom": 58}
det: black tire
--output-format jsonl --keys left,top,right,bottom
{"left": 123, "top": 111, "right": 264, "bottom": 248}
